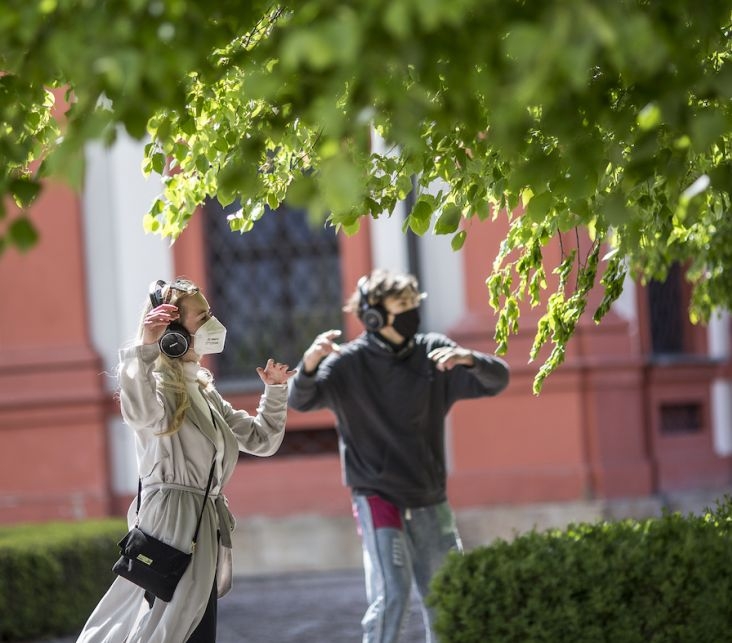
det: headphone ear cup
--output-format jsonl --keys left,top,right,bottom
{"left": 358, "top": 278, "right": 387, "bottom": 332}
{"left": 159, "top": 322, "right": 190, "bottom": 358}
{"left": 361, "top": 305, "right": 386, "bottom": 332}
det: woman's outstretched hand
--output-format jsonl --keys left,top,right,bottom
{"left": 257, "top": 359, "right": 297, "bottom": 385}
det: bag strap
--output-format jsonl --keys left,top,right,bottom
{"left": 190, "top": 404, "right": 220, "bottom": 548}
{"left": 134, "top": 404, "right": 220, "bottom": 551}
{"left": 191, "top": 457, "right": 216, "bottom": 547}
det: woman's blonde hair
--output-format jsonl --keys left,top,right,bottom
{"left": 123, "top": 277, "right": 214, "bottom": 437}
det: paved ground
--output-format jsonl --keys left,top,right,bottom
{"left": 36, "top": 568, "right": 427, "bottom": 643}
{"left": 218, "top": 569, "right": 426, "bottom": 643}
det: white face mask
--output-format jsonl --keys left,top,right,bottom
{"left": 192, "top": 316, "right": 227, "bottom": 355}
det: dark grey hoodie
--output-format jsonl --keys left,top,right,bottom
{"left": 288, "top": 331, "right": 510, "bottom": 508}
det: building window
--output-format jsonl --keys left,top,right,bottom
{"left": 659, "top": 402, "right": 702, "bottom": 435}
{"left": 240, "top": 427, "right": 340, "bottom": 461}
{"left": 647, "top": 263, "right": 685, "bottom": 355}
{"left": 203, "top": 199, "right": 343, "bottom": 388}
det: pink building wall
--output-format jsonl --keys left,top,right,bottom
{"left": 2, "top": 181, "right": 731, "bottom": 525}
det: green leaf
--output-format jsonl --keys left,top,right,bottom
{"left": 266, "top": 192, "right": 280, "bottom": 210}
{"left": 281, "top": 27, "right": 340, "bottom": 71}
{"left": 383, "top": 1, "right": 411, "bottom": 39}
{"left": 434, "top": 204, "right": 461, "bottom": 235}
{"left": 451, "top": 230, "right": 467, "bottom": 251}
{"left": 7, "top": 216, "right": 39, "bottom": 252}
{"left": 319, "top": 158, "right": 363, "bottom": 214}
{"left": 396, "top": 174, "right": 414, "bottom": 200}
{"left": 565, "top": 170, "right": 598, "bottom": 201}
{"left": 411, "top": 196, "right": 434, "bottom": 220}
{"left": 42, "top": 142, "right": 86, "bottom": 192}
{"left": 637, "top": 103, "right": 662, "bottom": 131}
{"left": 341, "top": 218, "right": 361, "bottom": 236}
{"left": 286, "top": 174, "right": 316, "bottom": 208}
{"left": 600, "top": 192, "right": 628, "bottom": 227}
{"left": 690, "top": 111, "right": 727, "bottom": 151}
{"left": 406, "top": 211, "right": 431, "bottom": 236}
{"left": 151, "top": 153, "right": 166, "bottom": 175}
{"left": 525, "top": 192, "right": 553, "bottom": 223}
{"left": 218, "top": 160, "right": 259, "bottom": 206}
{"left": 502, "top": 23, "right": 543, "bottom": 70}
{"left": 9, "top": 178, "right": 41, "bottom": 207}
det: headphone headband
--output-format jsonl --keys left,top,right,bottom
{"left": 149, "top": 280, "right": 166, "bottom": 308}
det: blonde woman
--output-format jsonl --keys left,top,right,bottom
{"left": 78, "top": 278, "right": 294, "bottom": 642}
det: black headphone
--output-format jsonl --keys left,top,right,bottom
{"left": 149, "top": 280, "right": 191, "bottom": 358}
{"left": 357, "top": 276, "right": 388, "bottom": 332}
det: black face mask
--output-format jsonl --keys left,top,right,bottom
{"left": 391, "top": 307, "right": 420, "bottom": 340}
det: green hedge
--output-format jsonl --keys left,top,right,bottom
{"left": 430, "top": 497, "right": 732, "bottom": 642}
{"left": 0, "top": 518, "right": 126, "bottom": 642}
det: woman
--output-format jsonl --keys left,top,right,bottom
{"left": 78, "top": 278, "right": 294, "bottom": 642}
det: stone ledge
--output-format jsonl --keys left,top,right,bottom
{"left": 231, "top": 487, "right": 732, "bottom": 576}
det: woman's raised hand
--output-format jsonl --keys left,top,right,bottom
{"left": 142, "top": 304, "right": 179, "bottom": 345}
{"left": 256, "top": 359, "right": 297, "bottom": 385}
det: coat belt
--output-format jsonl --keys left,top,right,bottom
{"left": 143, "top": 482, "right": 234, "bottom": 548}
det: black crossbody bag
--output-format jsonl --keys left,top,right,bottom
{"left": 112, "top": 459, "right": 216, "bottom": 602}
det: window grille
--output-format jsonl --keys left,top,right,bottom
{"left": 203, "top": 199, "right": 344, "bottom": 387}
{"left": 659, "top": 402, "right": 702, "bottom": 435}
{"left": 647, "top": 263, "right": 685, "bottom": 355}
{"left": 239, "top": 427, "right": 340, "bottom": 460}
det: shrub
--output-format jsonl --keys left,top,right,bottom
{"left": 0, "top": 519, "right": 126, "bottom": 642}
{"left": 429, "top": 497, "right": 732, "bottom": 642}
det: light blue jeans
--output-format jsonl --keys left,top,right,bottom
{"left": 352, "top": 494, "right": 463, "bottom": 643}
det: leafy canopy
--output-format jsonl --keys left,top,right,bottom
{"left": 1, "top": 1, "right": 731, "bottom": 391}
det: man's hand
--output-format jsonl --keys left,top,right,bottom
{"left": 256, "top": 359, "right": 297, "bottom": 385}
{"left": 303, "top": 329, "right": 342, "bottom": 374}
{"left": 428, "top": 346, "right": 475, "bottom": 371}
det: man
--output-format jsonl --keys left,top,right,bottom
{"left": 288, "top": 269, "right": 510, "bottom": 643}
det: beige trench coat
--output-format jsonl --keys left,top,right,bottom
{"left": 77, "top": 343, "right": 288, "bottom": 643}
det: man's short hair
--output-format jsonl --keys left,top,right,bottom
{"left": 344, "top": 269, "right": 422, "bottom": 313}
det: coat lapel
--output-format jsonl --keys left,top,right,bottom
{"left": 188, "top": 392, "right": 219, "bottom": 447}
{"left": 198, "top": 391, "right": 239, "bottom": 483}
